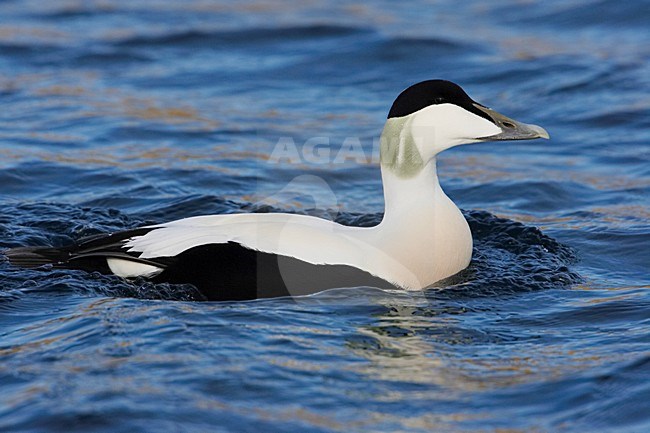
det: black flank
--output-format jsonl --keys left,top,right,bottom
{"left": 152, "top": 242, "right": 397, "bottom": 301}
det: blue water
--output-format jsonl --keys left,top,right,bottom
{"left": 1, "top": 0, "right": 649, "bottom": 431}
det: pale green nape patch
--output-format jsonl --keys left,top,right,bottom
{"left": 380, "top": 117, "right": 424, "bottom": 178}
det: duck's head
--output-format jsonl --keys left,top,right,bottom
{"left": 380, "top": 80, "right": 549, "bottom": 176}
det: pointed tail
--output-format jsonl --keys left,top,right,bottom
{"left": 3, "top": 246, "right": 70, "bottom": 268}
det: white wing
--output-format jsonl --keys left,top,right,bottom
{"left": 125, "top": 213, "right": 376, "bottom": 268}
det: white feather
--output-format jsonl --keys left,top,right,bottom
{"left": 107, "top": 258, "right": 163, "bottom": 278}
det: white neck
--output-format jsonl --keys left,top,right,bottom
{"left": 380, "top": 157, "right": 440, "bottom": 226}
{"left": 377, "top": 116, "right": 441, "bottom": 225}
{"left": 363, "top": 120, "right": 473, "bottom": 288}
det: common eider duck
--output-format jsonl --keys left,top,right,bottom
{"left": 5, "top": 80, "right": 549, "bottom": 300}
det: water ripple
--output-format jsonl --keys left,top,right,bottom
{"left": 0, "top": 0, "right": 649, "bottom": 431}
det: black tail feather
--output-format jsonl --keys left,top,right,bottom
{"left": 3, "top": 246, "right": 71, "bottom": 268}
{"left": 3, "top": 227, "right": 160, "bottom": 272}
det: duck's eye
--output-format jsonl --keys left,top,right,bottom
{"left": 433, "top": 97, "right": 446, "bottom": 104}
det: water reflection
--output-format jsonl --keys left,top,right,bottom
{"left": 346, "top": 293, "right": 620, "bottom": 397}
